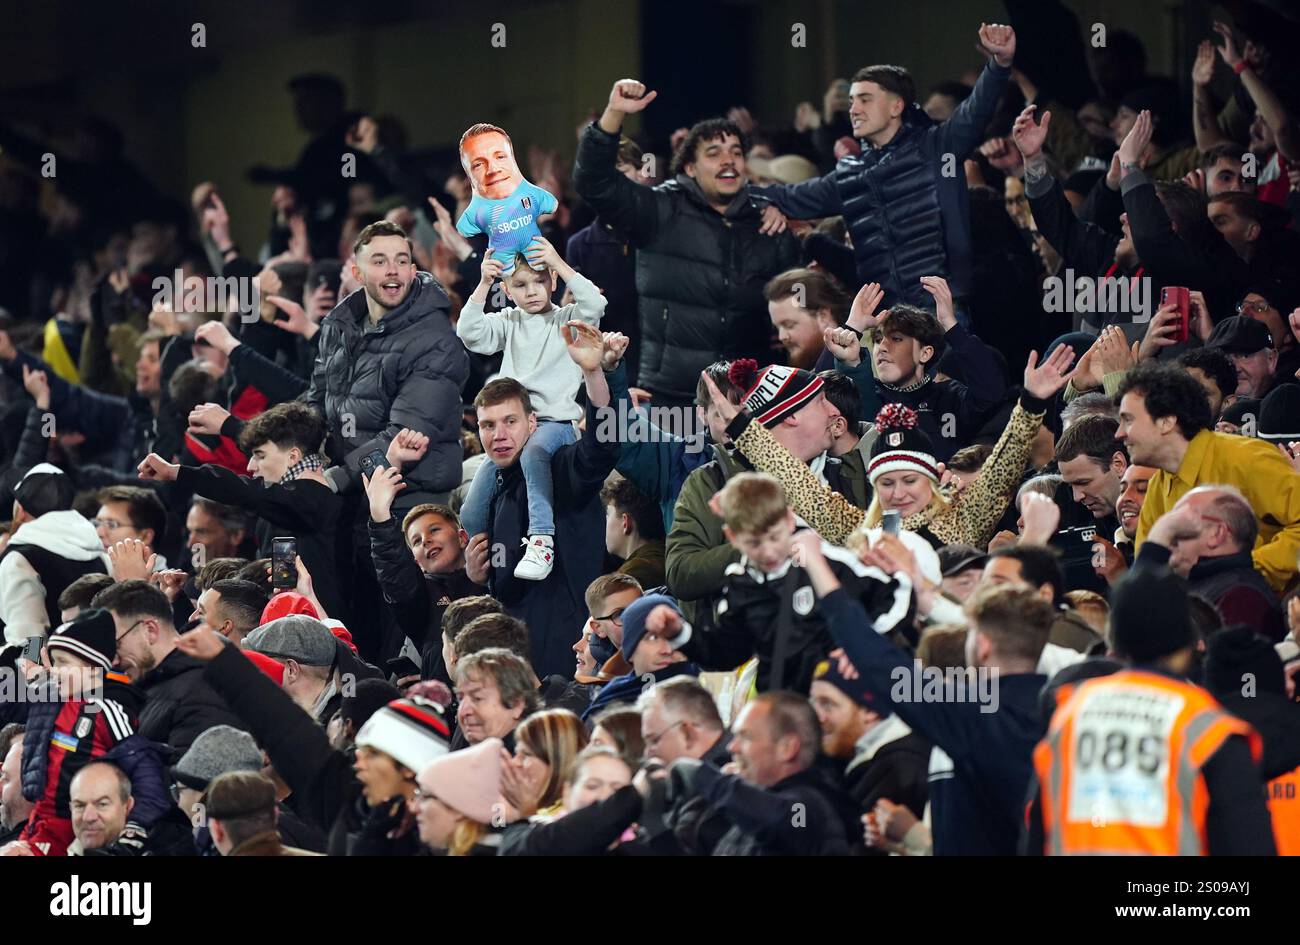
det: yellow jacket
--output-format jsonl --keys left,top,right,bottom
{"left": 1135, "top": 429, "right": 1300, "bottom": 594}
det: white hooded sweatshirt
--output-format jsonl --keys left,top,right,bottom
{"left": 0, "top": 510, "right": 111, "bottom": 644}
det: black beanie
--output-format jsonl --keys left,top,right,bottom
{"left": 1109, "top": 567, "right": 1193, "bottom": 663}
{"left": 339, "top": 678, "right": 402, "bottom": 729}
{"left": 1220, "top": 397, "right": 1260, "bottom": 429}
{"left": 1257, "top": 384, "right": 1300, "bottom": 443}
{"left": 868, "top": 404, "right": 940, "bottom": 486}
{"left": 1204, "top": 626, "right": 1286, "bottom": 698}
{"left": 47, "top": 607, "right": 117, "bottom": 672}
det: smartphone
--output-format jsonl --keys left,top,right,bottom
{"left": 271, "top": 537, "right": 298, "bottom": 591}
{"left": 882, "top": 509, "right": 901, "bottom": 536}
{"left": 385, "top": 656, "right": 421, "bottom": 680}
{"left": 359, "top": 449, "right": 389, "bottom": 479}
{"left": 21, "top": 635, "right": 43, "bottom": 665}
{"left": 1162, "top": 286, "right": 1190, "bottom": 344}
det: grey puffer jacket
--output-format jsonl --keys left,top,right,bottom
{"left": 305, "top": 271, "right": 468, "bottom": 501}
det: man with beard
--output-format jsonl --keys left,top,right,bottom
{"left": 305, "top": 220, "right": 468, "bottom": 657}
{"left": 1093, "top": 461, "right": 1157, "bottom": 586}
{"left": 94, "top": 580, "right": 244, "bottom": 755}
{"left": 765, "top": 268, "right": 850, "bottom": 371}
{"left": 573, "top": 79, "right": 798, "bottom": 411}
{"left": 307, "top": 220, "right": 467, "bottom": 508}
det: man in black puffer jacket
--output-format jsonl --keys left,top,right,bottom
{"left": 751, "top": 23, "right": 1017, "bottom": 315}
{"left": 573, "top": 79, "right": 799, "bottom": 407}
{"left": 306, "top": 220, "right": 468, "bottom": 508}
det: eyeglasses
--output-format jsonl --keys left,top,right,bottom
{"left": 115, "top": 619, "right": 147, "bottom": 644}
{"left": 591, "top": 607, "right": 627, "bottom": 624}
{"left": 91, "top": 518, "right": 128, "bottom": 532}
{"left": 1236, "top": 300, "right": 1272, "bottom": 315}
{"left": 644, "top": 719, "right": 686, "bottom": 750}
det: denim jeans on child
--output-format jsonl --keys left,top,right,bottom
{"left": 458, "top": 419, "right": 576, "bottom": 538}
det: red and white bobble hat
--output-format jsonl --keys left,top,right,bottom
{"left": 867, "top": 404, "right": 941, "bottom": 486}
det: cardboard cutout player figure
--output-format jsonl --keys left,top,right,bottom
{"left": 456, "top": 123, "right": 558, "bottom": 274}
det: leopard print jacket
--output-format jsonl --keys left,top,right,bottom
{"left": 732, "top": 394, "right": 1047, "bottom": 548}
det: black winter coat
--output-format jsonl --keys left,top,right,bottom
{"left": 573, "top": 124, "right": 799, "bottom": 401}
{"left": 695, "top": 540, "right": 915, "bottom": 694}
{"left": 201, "top": 644, "right": 412, "bottom": 857}
{"left": 305, "top": 271, "right": 468, "bottom": 503}
{"left": 367, "top": 515, "right": 481, "bottom": 682}
{"left": 138, "top": 649, "right": 247, "bottom": 757}
{"left": 695, "top": 763, "right": 858, "bottom": 856}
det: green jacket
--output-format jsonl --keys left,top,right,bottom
{"left": 665, "top": 443, "right": 871, "bottom": 623}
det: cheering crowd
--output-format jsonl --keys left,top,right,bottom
{"left": 0, "top": 1, "right": 1298, "bottom": 858}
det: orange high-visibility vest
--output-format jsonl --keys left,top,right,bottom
{"left": 1267, "top": 766, "right": 1300, "bottom": 856}
{"left": 1033, "top": 670, "right": 1261, "bottom": 855}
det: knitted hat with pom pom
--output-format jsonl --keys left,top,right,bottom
{"left": 867, "top": 404, "right": 940, "bottom": 486}
{"left": 729, "top": 358, "right": 824, "bottom": 429}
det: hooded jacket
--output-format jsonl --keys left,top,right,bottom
{"left": 573, "top": 123, "right": 799, "bottom": 401}
{"left": 0, "top": 670, "right": 154, "bottom": 857}
{"left": 305, "top": 271, "right": 469, "bottom": 503}
{"left": 0, "top": 510, "right": 110, "bottom": 644}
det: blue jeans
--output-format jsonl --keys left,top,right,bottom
{"left": 459, "top": 419, "right": 576, "bottom": 537}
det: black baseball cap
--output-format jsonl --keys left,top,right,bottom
{"left": 1206, "top": 316, "right": 1272, "bottom": 355}
{"left": 938, "top": 544, "right": 988, "bottom": 577}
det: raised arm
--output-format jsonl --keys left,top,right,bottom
{"left": 934, "top": 23, "right": 1016, "bottom": 157}
{"left": 701, "top": 372, "right": 866, "bottom": 545}
{"left": 572, "top": 80, "right": 665, "bottom": 246}
{"left": 1213, "top": 23, "right": 1300, "bottom": 162}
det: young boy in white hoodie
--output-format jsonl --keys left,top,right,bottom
{"left": 456, "top": 237, "right": 606, "bottom": 580}
{"left": 0, "top": 464, "right": 110, "bottom": 645}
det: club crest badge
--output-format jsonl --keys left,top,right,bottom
{"left": 888, "top": 432, "right": 903, "bottom": 447}
{"left": 75, "top": 717, "right": 93, "bottom": 739}
{"left": 793, "top": 586, "right": 815, "bottom": 616}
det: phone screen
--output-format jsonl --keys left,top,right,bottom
{"left": 882, "top": 510, "right": 901, "bottom": 536}
{"left": 271, "top": 538, "right": 297, "bottom": 590}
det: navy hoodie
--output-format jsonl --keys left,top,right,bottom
{"left": 819, "top": 588, "right": 1045, "bottom": 855}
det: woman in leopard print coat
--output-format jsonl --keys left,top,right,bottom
{"left": 700, "top": 346, "right": 1077, "bottom": 549}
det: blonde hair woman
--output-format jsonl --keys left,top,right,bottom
{"left": 502, "top": 708, "right": 589, "bottom": 819}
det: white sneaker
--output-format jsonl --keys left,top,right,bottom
{"left": 514, "top": 535, "right": 555, "bottom": 581}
